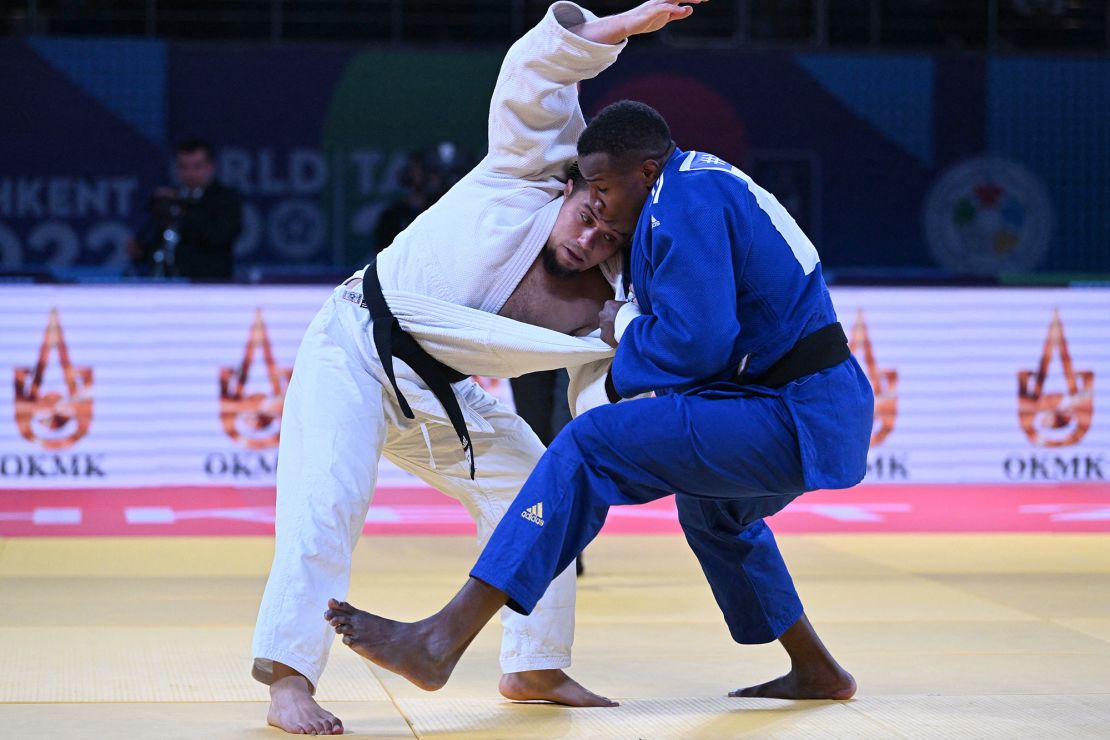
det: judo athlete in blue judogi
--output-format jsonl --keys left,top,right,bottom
{"left": 327, "top": 100, "right": 874, "bottom": 702}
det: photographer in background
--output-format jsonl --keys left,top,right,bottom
{"left": 373, "top": 142, "right": 472, "bottom": 256}
{"left": 130, "top": 139, "right": 242, "bottom": 280}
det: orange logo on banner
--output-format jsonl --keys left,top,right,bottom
{"left": 13, "top": 308, "right": 94, "bottom": 449}
{"left": 849, "top": 310, "right": 898, "bottom": 447}
{"left": 219, "top": 309, "right": 292, "bottom": 449}
{"left": 1018, "top": 309, "right": 1093, "bottom": 448}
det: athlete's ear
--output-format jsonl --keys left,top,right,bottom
{"left": 563, "top": 179, "right": 575, "bottom": 198}
{"left": 640, "top": 159, "right": 663, "bottom": 188}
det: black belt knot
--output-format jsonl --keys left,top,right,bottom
{"left": 361, "top": 260, "right": 475, "bottom": 479}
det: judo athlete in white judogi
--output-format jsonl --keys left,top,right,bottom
{"left": 252, "top": 1, "right": 703, "bottom": 734}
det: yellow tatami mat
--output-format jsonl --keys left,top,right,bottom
{"left": 1, "top": 533, "right": 1109, "bottom": 738}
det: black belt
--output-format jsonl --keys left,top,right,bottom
{"left": 361, "top": 260, "right": 475, "bottom": 479}
{"left": 742, "top": 322, "right": 850, "bottom": 389}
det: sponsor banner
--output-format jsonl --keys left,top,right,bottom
{"left": 0, "top": 284, "right": 513, "bottom": 489}
{"left": 835, "top": 288, "right": 1109, "bottom": 483}
{"left": 1, "top": 285, "right": 1108, "bottom": 488}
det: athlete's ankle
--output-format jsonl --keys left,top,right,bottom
{"left": 271, "top": 673, "right": 313, "bottom": 696}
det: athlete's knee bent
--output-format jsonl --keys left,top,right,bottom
{"left": 547, "top": 407, "right": 613, "bottom": 459}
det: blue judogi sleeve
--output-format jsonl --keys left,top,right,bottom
{"left": 611, "top": 187, "right": 750, "bottom": 398}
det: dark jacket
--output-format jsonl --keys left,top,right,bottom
{"left": 175, "top": 181, "right": 243, "bottom": 280}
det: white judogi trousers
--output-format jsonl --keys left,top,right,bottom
{"left": 251, "top": 285, "right": 582, "bottom": 690}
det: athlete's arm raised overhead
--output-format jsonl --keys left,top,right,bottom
{"left": 484, "top": 0, "right": 704, "bottom": 182}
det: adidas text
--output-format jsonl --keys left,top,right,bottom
{"left": 521, "top": 502, "right": 545, "bottom": 526}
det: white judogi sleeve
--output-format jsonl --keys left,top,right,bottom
{"left": 375, "top": 2, "right": 625, "bottom": 315}
{"left": 485, "top": 2, "right": 627, "bottom": 182}
{"left": 382, "top": 290, "right": 630, "bottom": 418}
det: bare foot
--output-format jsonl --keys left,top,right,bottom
{"left": 267, "top": 674, "right": 344, "bottom": 735}
{"left": 732, "top": 613, "right": 857, "bottom": 700}
{"left": 729, "top": 667, "right": 857, "bottom": 700}
{"left": 325, "top": 598, "right": 458, "bottom": 691}
{"left": 499, "top": 669, "right": 618, "bottom": 707}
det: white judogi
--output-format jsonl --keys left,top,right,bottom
{"left": 252, "top": 2, "right": 625, "bottom": 690}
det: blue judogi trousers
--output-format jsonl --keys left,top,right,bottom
{"left": 472, "top": 388, "right": 808, "bottom": 645}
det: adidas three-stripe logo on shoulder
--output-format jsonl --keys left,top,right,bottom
{"left": 521, "top": 502, "right": 544, "bottom": 526}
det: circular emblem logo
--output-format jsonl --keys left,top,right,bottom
{"left": 924, "top": 157, "right": 1052, "bottom": 276}
{"left": 267, "top": 200, "right": 326, "bottom": 259}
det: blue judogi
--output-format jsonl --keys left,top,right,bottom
{"left": 472, "top": 148, "right": 873, "bottom": 643}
